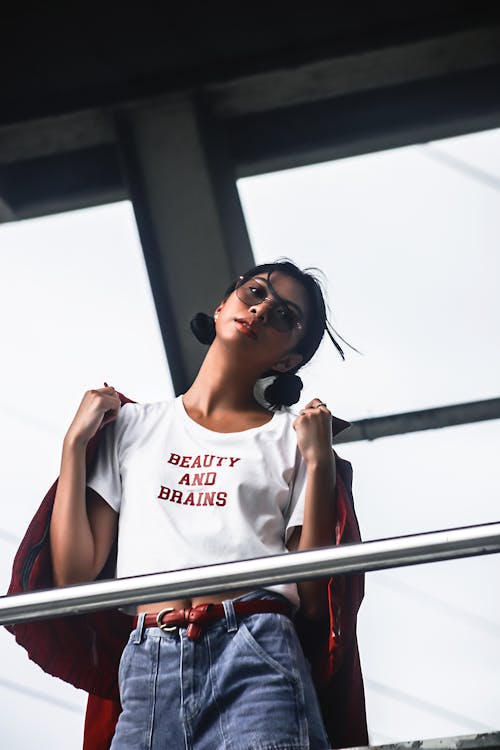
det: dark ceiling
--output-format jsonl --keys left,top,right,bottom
{"left": 1, "top": 3, "right": 500, "bottom": 222}
{"left": 3, "top": 2, "right": 499, "bottom": 125}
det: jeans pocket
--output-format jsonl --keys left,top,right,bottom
{"left": 238, "top": 615, "right": 301, "bottom": 684}
{"left": 224, "top": 616, "right": 309, "bottom": 749}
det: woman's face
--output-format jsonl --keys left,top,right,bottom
{"left": 214, "top": 271, "right": 308, "bottom": 374}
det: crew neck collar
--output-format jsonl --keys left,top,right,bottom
{"left": 176, "top": 395, "right": 279, "bottom": 437}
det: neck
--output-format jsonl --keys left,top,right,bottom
{"left": 183, "top": 340, "right": 266, "bottom": 416}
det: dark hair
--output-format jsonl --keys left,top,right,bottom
{"left": 190, "top": 260, "right": 345, "bottom": 408}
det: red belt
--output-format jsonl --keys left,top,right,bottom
{"left": 133, "top": 599, "right": 290, "bottom": 641}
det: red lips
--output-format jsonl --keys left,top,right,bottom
{"left": 234, "top": 317, "right": 258, "bottom": 339}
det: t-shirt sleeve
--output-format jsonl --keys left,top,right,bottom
{"left": 86, "top": 412, "right": 124, "bottom": 513}
{"left": 284, "top": 452, "right": 307, "bottom": 542}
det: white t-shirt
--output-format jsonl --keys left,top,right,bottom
{"left": 87, "top": 396, "right": 307, "bottom": 608}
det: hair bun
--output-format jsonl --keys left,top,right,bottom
{"left": 264, "top": 372, "right": 303, "bottom": 408}
{"left": 190, "top": 312, "right": 216, "bottom": 345}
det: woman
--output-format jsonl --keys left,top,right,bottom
{"left": 41, "top": 261, "right": 365, "bottom": 748}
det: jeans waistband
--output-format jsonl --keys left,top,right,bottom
{"left": 132, "top": 590, "right": 291, "bottom": 642}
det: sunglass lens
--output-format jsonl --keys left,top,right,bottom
{"left": 236, "top": 278, "right": 299, "bottom": 332}
{"left": 269, "top": 307, "right": 296, "bottom": 332}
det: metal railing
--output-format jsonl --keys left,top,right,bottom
{"left": 2, "top": 521, "right": 500, "bottom": 626}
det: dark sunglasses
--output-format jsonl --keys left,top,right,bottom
{"left": 235, "top": 276, "right": 304, "bottom": 333}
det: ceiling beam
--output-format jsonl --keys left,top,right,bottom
{"left": 0, "top": 110, "right": 115, "bottom": 165}
{"left": 208, "top": 25, "right": 500, "bottom": 118}
{"left": 0, "top": 196, "right": 15, "bottom": 221}
{"left": 226, "top": 63, "right": 500, "bottom": 176}
{"left": 336, "top": 398, "right": 500, "bottom": 444}
{"left": 0, "top": 144, "right": 125, "bottom": 221}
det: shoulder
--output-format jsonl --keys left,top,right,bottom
{"left": 118, "top": 398, "right": 175, "bottom": 417}
{"left": 263, "top": 407, "right": 301, "bottom": 458}
{"left": 113, "top": 397, "right": 177, "bottom": 435}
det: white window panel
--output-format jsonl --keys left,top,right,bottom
{"left": 343, "top": 420, "right": 500, "bottom": 743}
{"left": 238, "top": 128, "right": 500, "bottom": 420}
{"left": 1, "top": 201, "right": 174, "bottom": 747}
{"left": 0, "top": 200, "right": 174, "bottom": 541}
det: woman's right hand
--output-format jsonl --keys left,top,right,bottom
{"left": 65, "top": 386, "right": 121, "bottom": 447}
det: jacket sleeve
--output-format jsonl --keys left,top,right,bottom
{"left": 83, "top": 695, "right": 121, "bottom": 750}
{"left": 4, "top": 393, "right": 134, "bottom": 700}
{"left": 294, "top": 454, "right": 369, "bottom": 748}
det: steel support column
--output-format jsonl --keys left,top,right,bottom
{"left": 115, "top": 96, "right": 254, "bottom": 392}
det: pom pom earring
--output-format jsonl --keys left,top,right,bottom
{"left": 190, "top": 312, "right": 216, "bottom": 345}
{"left": 264, "top": 372, "right": 303, "bottom": 408}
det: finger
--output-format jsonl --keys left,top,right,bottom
{"left": 101, "top": 393, "right": 121, "bottom": 425}
{"left": 91, "top": 387, "right": 118, "bottom": 400}
{"left": 99, "top": 386, "right": 120, "bottom": 404}
{"left": 304, "top": 399, "right": 320, "bottom": 409}
{"left": 313, "top": 400, "right": 331, "bottom": 416}
{"left": 304, "top": 398, "right": 327, "bottom": 409}
{"left": 313, "top": 400, "right": 327, "bottom": 409}
{"left": 301, "top": 402, "right": 329, "bottom": 417}
{"left": 85, "top": 389, "right": 120, "bottom": 415}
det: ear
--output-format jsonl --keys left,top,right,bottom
{"left": 214, "top": 301, "right": 225, "bottom": 318}
{"left": 273, "top": 352, "right": 303, "bottom": 373}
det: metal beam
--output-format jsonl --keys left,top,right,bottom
{"left": 208, "top": 26, "right": 500, "bottom": 118}
{"left": 0, "top": 195, "right": 15, "bottom": 221}
{"left": 0, "top": 144, "right": 126, "bottom": 222}
{"left": 114, "top": 95, "right": 254, "bottom": 393}
{"left": 0, "top": 110, "right": 114, "bottom": 165}
{"left": 336, "top": 398, "right": 500, "bottom": 444}
{"left": 227, "top": 64, "right": 500, "bottom": 177}
{"left": 3, "top": 27, "right": 499, "bottom": 167}
{"left": 2, "top": 27, "right": 500, "bottom": 219}
{"left": 2, "top": 522, "right": 500, "bottom": 626}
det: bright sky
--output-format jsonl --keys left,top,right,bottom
{"left": 1, "top": 127, "right": 499, "bottom": 747}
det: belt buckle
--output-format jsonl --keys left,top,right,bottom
{"left": 156, "top": 607, "right": 178, "bottom": 632}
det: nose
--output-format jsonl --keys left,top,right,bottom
{"left": 249, "top": 299, "right": 272, "bottom": 322}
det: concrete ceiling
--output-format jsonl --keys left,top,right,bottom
{"left": 1, "top": 3, "right": 500, "bottom": 222}
{"left": 2, "top": 3, "right": 498, "bottom": 126}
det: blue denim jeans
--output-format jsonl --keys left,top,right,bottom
{"left": 110, "top": 591, "right": 330, "bottom": 750}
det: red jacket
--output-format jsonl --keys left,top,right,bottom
{"left": 5, "top": 393, "right": 368, "bottom": 748}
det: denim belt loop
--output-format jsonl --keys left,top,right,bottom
{"left": 133, "top": 612, "right": 146, "bottom": 644}
{"left": 223, "top": 599, "right": 238, "bottom": 633}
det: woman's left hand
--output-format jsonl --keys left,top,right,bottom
{"left": 293, "top": 398, "right": 333, "bottom": 466}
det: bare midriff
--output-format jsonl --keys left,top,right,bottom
{"left": 135, "top": 587, "right": 255, "bottom": 614}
